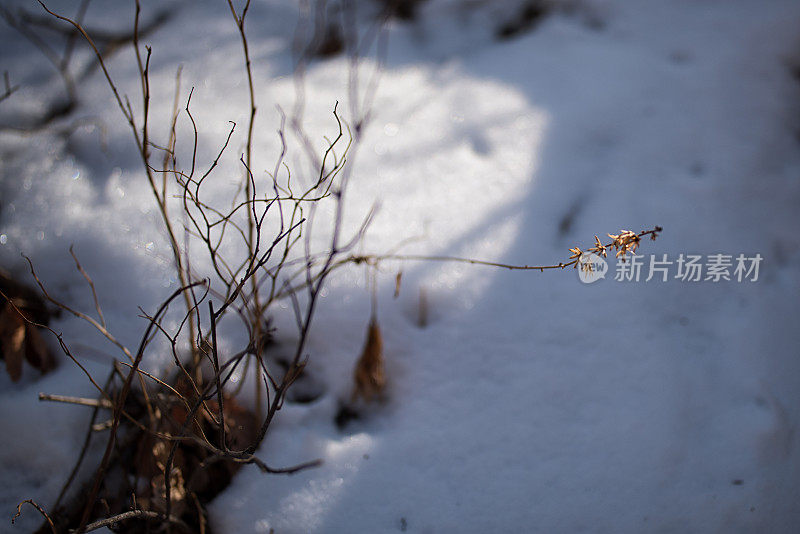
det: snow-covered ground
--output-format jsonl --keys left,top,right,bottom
{"left": 1, "top": 0, "right": 799, "bottom": 532}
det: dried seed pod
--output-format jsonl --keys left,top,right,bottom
{"left": 394, "top": 271, "right": 402, "bottom": 299}
{"left": 352, "top": 319, "right": 386, "bottom": 403}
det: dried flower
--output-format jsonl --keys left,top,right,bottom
{"left": 589, "top": 235, "right": 607, "bottom": 257}
{"left": 568, "top": 247, "right": 583, "bottom": 268}
{"left": 608, "top": 229, "right": 641, "bottom": 258}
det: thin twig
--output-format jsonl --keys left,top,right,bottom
{"left": 69, "top": 245, "right": 106, "bottom": 328}
{"left": 13, "top": 499, "right": 56, "bottom": 534}
{"left": 75, "top": 509, "right": 185, "bottom": 533}
{"left": 38, "top": 393, "right": 113, "bottom": 409}
{"left": 76, "top": 282, "right": 203, "bottom": 534}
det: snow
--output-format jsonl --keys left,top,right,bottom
{"left": 2, "top": 0, "right": 800, "bottom": 532}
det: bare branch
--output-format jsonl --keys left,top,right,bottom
{"left": 12, "top": 499, "right": 56, "bottom": 534}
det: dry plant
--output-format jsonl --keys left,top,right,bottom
{"left": 1, "top": 1, "right": 663, "bottom": 533}
{"left": 4, "top": 0, "right": 382, "bottom": 532}
{"left": 325, "top": 227, "right": 663, "bottom": 277}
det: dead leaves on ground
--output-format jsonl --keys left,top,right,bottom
{"left": 57, "top": 378, "right": 260, "bottom": 534}
{"left": 125, "top": 377, "right": 258, "bottom": 532}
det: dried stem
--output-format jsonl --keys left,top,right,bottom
{"left": 38, "top": 393, "right": 113, "bottom": 409}
{"left": 13, "top": 500, "right": 56, "bottom": 534}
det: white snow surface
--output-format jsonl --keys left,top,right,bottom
{"left": 1, "top": 0, "right": 800, "bottom": 532}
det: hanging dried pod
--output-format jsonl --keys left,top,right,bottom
{"left": 352, "top": 318, "right": 386, "bottom": 403}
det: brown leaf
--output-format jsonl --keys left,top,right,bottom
{"left": 150, "top": 465, "right": 187, "bottom": 516}
{"left": 24, "top": 323, "right": 56, "bottom": 374}
{"left": 352, "top": 318, "right": 386, "bottom": 403}
{"left": 0, "top": 269, "right": 52, "bottom": 325}
{"left": 0, "top": 300, "right": 57, "bottom": 381}
{"left": 0, "top": 302, "right": 26, "bottom": 382}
